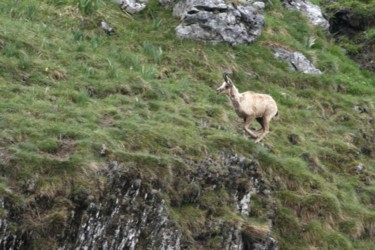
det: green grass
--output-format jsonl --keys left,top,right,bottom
{"left": 0, "top": 0, "right": 374, "bottom": 249}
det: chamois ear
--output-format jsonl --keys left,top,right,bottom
{"left": 223, "top": 73, "right": 229, "bottom": 82}
{"left": 223, "top": 73, "right": 233, "bottom": 86}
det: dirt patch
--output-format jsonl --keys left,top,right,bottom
{"left": 0, "top": 147, "right": 12, "bottom": 167}
{"left": 55, "top": 138, "right": 75, "bottom": 160}
{"left": 41, "top": 138, "right": 75, "bottom": 161}
{"left": 100, "top": 114, "right": 114, "bottom": 128}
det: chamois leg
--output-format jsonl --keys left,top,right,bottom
{"left": 255, "top": 117, "right": 265, "bottom": 135}
{"left": 255, "top": 116, "right": 271, "bottom": 143}
{"left": 244, "top": 115, "right": 258, "bottom": 139}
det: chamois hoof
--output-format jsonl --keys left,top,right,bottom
{"left": 254, "top": 138, "right": 263, "bottom": 144}
{"left": 248, "top": 134, "right": 259, "bottom": 139}
{"left": 255, "top": 130, "right": 263, "bottom": 136}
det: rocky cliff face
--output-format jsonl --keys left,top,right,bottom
{"left": 0, "top": 199, "right": 25, "bottom": 249}
{"left": 60, "top": 163, "right": 181, "bottom": 250}
{"left": 0, "top": 154, "right": 278, "bottom": 249}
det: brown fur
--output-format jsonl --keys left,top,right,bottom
{"left": 216, "top": 74, "right": 278, "bottom": 143}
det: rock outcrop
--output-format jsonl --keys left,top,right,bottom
{"left": 61, "top": 163, "right": 181, "bottom": 249}
{"left": 174, "top": 153, "right": 278, "bottom": 249}
{"left": 161, "top": 0, "right": 265, "bottom": 45}
{"left": 273, "top": 47, "right": 322, "bottom": 74}
{"left": 0, "top": 198, "right": 25, "bottom": 249}
{"left": 0, "top": 154, "right": 278, "bottom": 249}
{"left": 329, "top": 9, "right": 366, "bottom": 37}
{"left": 0, "top": 164, "right": 182, "bottom": 250}
{"left": 284, "top": 0, "right": 329, "bottom": 30}
{"left": 99, "top": 21, "right": 115, "bottom": 35}
{"left": 329, "top": 9, "right": 375, "bottom": 72}
{"left": 117, "top": 0, "right": 148, "bottom": 14}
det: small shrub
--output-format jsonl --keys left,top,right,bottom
{"left": 37, "top": 138, "right": 60, "bottom": 154}
{"left": 365, "top": 27, "right": 375, "bottom": 42}
{"left": 74, "top": 91, "right": 90, "bottom": 105}
{"left": 338, "top": 36, "right": 362, "bottom": 55}
{"left": 305, "top": 36, "right": 316, "bottom": 49}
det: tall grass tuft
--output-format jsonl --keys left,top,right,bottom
{"left": 143, "top": 42, "right": 163, "bottom": 64}
{"left": 78, "top": 0, "right": 101, "bottom": 15}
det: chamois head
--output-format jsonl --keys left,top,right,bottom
{"left": 216, "top": 73, "right": 234, "bottom": 95}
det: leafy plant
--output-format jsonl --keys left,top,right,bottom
{"left": 306, "top": 36, "right": 317, "bottom": 48}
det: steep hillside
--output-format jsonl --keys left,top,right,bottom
{"left": 0, "top": 0, "right": 374, "bottom": 249}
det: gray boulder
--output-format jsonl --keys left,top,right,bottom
{"left": 117, "top": 0, "right": 148, "bottom": 14}
{"left": 284, "top": 0, "right": 329, "bottom": 30}
{"left": 273, "top": 47, "right": 322, "bottom": 74}
{"left": 161, "top": 0, "right": 265, "bottom": 45}
{"left": 99, "top": 21, "right": 115, "bottom": 35}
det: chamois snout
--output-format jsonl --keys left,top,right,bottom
{"left": 216, "top": 81, "right": 230, "bottom": 95}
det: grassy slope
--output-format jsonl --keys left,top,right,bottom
{"left": 0, "top": 0, "right": 374, "bottom": 249}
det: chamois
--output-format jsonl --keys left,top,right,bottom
{"left": 216, "top": 74, "right": 278, "bottom": 143}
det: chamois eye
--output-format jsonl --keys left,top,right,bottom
{"left": 225, "top": 85, "right": 230, "bottom": 89}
